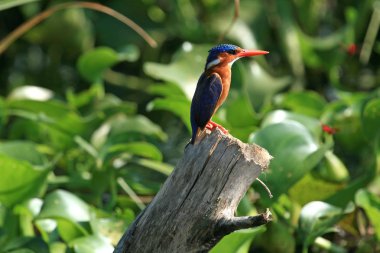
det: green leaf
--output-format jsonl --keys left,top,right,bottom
{"left": 355, "top": 189, "right": 380, "bottom": 240}
{"left": 211, "top": 227, "right": 265, "bottom": 253}
{"left": 69, "top": 235, "right": 114, "bottom": 253}
{"left": 130, "top": 157, "right": 173, "bottom": 176}
{"left": 77, "top": 47, "right": 120, "bottom": 82}
{"left": 0, "top": 0, "right": 40, "bottom": 11}
{"left": 289, "top": 173, "right": 343, "bottom": 206}
{"left": 316, "top": 151, "right": 349, "bottom": 183}
{"left": 261, "top": 110, "right": 321, "bottom": 139}
{"left": 147, "top": 82, "right": 187, "bottom": 99}
{"left": 225, "top": 95, "right": 257, "bottom": 128}
{"left": 38, "top": 190, "right": 90, "bottom": 222}
{"left": 144, "top": 43, "right": 208, "bottom": 99}
{"left": 275, "top": 91, "right": 327, "bottom": 117}
{"left": 362, "top": 98, "right": 380, "bottom": 141}
{"left": 0, "top": 141, "right": 47, "bottom": 166}
{"left": 250, "top": 121, "right": 329, "bottom": 203}
{"left": 6, "top": 99, "right": 85, "bottom": 137}
{"left": 37, "top": 190, "right": 91, "bottom": 242}
{"left": 105, "top": 115, "right": 167, "bottom": 142}
{"left": 105, "top": 142, "right": 163, "bottom": 162}
{"left": 147, "top": 98, "right": 191, "bottom": 131}
{"left": 0, "top": 154, "right": 49, "bottom": 207}
{"left": 298, "top": 201, "right": 354, "bottom": 249}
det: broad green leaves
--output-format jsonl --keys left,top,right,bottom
{"left": 38, "top": 190, "right": 90, "bottom": 222}
{"left": 144, "top": 43, "right": 207, "bottom": 99}
{"left": 251, "top": 121, "right": 329, "bottom": 203}
{"left": 211, "top": 227, "right": 265, "bottom": 253}
{"left": 0, "top": 154, "right": 49, "bottom": 207}
{"left": 299, "top": 201, "right": 354, "bottom": 250}
{"left": 77, "top": 47, "right": 120, "bottom": 83}
{"left": 69, "top": 235, "right": 114, "bottom": 253}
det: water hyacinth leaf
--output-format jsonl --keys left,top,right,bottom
{"left": 244, "top": 62, "right": 291, "bottom": 110}
{"left": 148, "top": 82, "right": 187, "bottom": 99}
{"left": 261, "top": 110, "right": 321, "bottom": 139}
{"left": 355, "top": 189, "right": 380, "bottom": 240}
{"left": 299, "top": 201, "right": 354, "bottom": 249}
{"left": 104, "top": 142, "right": 163, "bottom": 162}
{"left": 0, "top": 154, "right": 49, "bottom": 207}
{"left": 69, "top": 235, "right": 114, "bottom": 253}
{"left": 77, "top": 47, "right": 120, "bottom": 83}
{"left": 362, "top": 98, "right": 380, "bottom": 141}
{"left": 147, "top": 97, "right": 191, "bottom": 132}
{"left": 107, "top": 115, "right": 168, "bottom": 142}
{"left": 225, "top": 95, "right": 257, "bottom": 128}
{"left": 250, "top": 121, "right": 329, "bottom": 203}
{"left": 289, "top": 173, "right": 343, "bottom": 206}
{"left": 275, "top": 91, "right": 327, "bottom": 117}
{"left": 38, "top": 190, "right": 90, "bottom": 223}
{"left": 316, "top": 151, "right": 349, "bottom": 183}
{"left": 0, "top": 0, "right": 40, "bottom": 11}
{"left": 90, "top": 210, "right": 134, "bottom": 245}
{"left": 211, "top": 227, "right": 265, "bottom": 253}
{"left": 6, "top": 99, "right": 85, "bottom": 136}
{"left": 144, "top": 43, "right": 209, "bottom": 99}
{"left": 1, "top": 237, "right": 49, "bottom": 253}
{"left": 0, "top": 141, "right": 47, "bottom": 166}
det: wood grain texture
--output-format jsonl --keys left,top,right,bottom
{"left": 114, "top": 129, "right": 272, "bottom": 253}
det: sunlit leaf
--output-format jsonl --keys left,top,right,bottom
{"left": 211, "top": 227, "right": 265, "bottom": 253}
{"left": 77, "top": 47, "right": 120, "bottom": 83}
{"left": 107, "top": 115, "right": 168, "bottom": 142}
{"left": 316, "top": 151, "right": 349, "bottom": 183}
{"left": 275, "top": 91, "right": 327, "bottom": 117}
{"left": 104, "top": 142, "right": 163, "bottom": 161}
{"left": 144, "top": 43, "right": 208, "bottom": 99}
{"left": 0, "top": 154, "right": 49, "bottom": 207}
{"left": 261, "top": 110, "right": 321, "bottom": 139}
{"left": 250, "top": 121, "right": 329, "bottom": 203}
{"left": 298, "top": 201, "right": 354, "bottom": 249}
{"left": 69, "top": 235, "right": 114, "bottom": 253}
{"left": 8, "top": 86, "right": 53, "bottom": 101}
{"left": 38, "top": 190, "right": 90, "bottom": 223}
{"left": 0, "top": 141, "right": 46, "bottom": 166}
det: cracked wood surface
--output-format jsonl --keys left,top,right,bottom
{"left": 114, "top": 129, "right": 272, "bottom": 253}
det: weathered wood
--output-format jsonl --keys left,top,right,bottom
{"left": 114, "top": 129, "right": 272, "bottom": 253}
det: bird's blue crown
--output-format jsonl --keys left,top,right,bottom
{"left": 206, "top": 44, "right": 238, "bottom": 66}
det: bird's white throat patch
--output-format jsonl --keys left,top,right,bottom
{"left": 228, "top": 57, "right": 241, "bottom": 67}
{"left": 206, "top": 58, "right": 220, "bottom": 70}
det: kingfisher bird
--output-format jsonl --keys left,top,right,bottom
{"left": 190, "top": 44, "right": 269, "bottom": 144}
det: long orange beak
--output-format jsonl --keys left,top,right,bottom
{"left": 237, "top": 50, "right": 269, "bottom": 57}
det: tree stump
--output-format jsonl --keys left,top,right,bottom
{"left": 114, "top": 129, "right": 272, "bottom": 253}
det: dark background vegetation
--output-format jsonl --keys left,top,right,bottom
{"left": 0, "top": 0, "right": 379, "bottom": 252}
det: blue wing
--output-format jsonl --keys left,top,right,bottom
{"left": 190, "top": 73, "right": 223, "bottom": 144}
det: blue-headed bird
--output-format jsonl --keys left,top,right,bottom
{"left": 190, "top": 44, "right": 269, "bottom": 144}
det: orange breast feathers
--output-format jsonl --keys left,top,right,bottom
{"left": 206, "top": 64, "right": 232, "bottom": 113}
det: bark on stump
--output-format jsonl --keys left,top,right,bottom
{"left": 114, "top": 129, "right": 273, "bottom": 253}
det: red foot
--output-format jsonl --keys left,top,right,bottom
{"left": 205, "top": 121, "right": 229, "bottom": 134}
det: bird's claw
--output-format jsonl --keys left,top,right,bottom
{"left": 205, "top": 121, "right": 229, "bottom": 134}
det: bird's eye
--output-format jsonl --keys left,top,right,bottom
{"left": 227, "top": 50, "right": 236, "bottom": 55}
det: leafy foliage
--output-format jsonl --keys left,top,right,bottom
{"left": 0, "top": 0, "right": 379, "bottom": 252}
